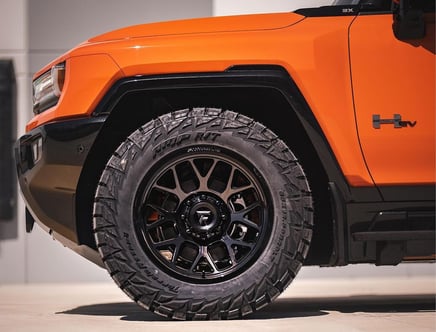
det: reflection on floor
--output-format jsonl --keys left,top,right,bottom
{"left": 0, "top": 277, "right": 434, "bottom": 331}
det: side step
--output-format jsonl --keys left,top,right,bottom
{"left": 353, "top": 230, "right": 435, "bottom": 242}
{"left": 349, "top": 209, "right": 435, "bottom": 266}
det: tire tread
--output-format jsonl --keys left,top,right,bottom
{"left": 93, "top": 108, "right": 313, "bottom": 320}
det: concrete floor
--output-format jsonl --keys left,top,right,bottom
{"left": 0, "top": 277, "right": 434, "bottom": 332}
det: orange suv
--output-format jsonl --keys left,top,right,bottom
{"left": 15, "top": 0, "right": 435, "bottom": 320}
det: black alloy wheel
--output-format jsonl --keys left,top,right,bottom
{"left": 134, "top": 152, "right": 271, "bottom": 282}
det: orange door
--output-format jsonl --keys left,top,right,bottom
{"left": 349, "top": 12, "right": 435, "bottom": 186}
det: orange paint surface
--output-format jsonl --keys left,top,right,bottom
{"left": 350, "top": 14, "right": 435, "bottom": 185}
{"left": 27, "top": 11, "right": 435, "bottom": 187}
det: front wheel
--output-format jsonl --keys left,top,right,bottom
{"left": 93, "top": 108, "right": 313, "bottom": 320}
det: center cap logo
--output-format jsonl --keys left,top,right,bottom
{"left": 196, "top": 210, "right": 212, "bottom": 226}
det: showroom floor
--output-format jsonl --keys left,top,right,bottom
{"left": 0, "top": 277, "right": 434, "bottom": 332}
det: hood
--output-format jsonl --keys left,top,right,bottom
{"left": 88, "top": 12, "right": 305, "bottom": 43}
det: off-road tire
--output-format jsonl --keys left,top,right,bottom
{"left": 93, "top": 108, "right": 313, "bottom": 320}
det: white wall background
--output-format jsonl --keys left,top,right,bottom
{"left": 0, "top": 0, "right": 434, "bottom": 284}
{"left": 213, "top": 0, "right": 332, "bottom": 15}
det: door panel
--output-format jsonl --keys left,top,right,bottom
{"left": 349, "top": 12, "right": 435, "bottom": 186}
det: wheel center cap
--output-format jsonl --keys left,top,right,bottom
{"left": 179, "top": 193, "right": 229, "bottom": 240}
{"left": 190, "top": 203, "right": 217, "bottom": 232}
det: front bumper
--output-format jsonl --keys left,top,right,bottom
{"left": 15, "top": 116, "right": 105, "bottom": 244}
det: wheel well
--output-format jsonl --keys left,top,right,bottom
{"left": 76, "top": 84, "right": 334, "bottom": 265}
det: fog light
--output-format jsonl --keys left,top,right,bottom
{"left": 31, "top": 137, "right": 43, "bottom": 164}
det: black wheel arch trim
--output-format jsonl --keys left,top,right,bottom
{"left": 91, "top": 65, "right": 370, "bottom": 203}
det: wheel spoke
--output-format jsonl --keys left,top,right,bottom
{"left": 223, "top": 184, "right": 254, "bottom": 203}
{"left": 236, "top": 217, "right": 261, "bottom": 232}
{"left": 229, "top": 201, "right": 263, "bottom": 231}
{"left": 204, "top": 252, "right": 219, "bottom": 272}
{"left": 190, "top": 158, "right": 218, "bottom": 192}
{"left": 153, "top": 234, "right": 183, "bottom": 249}
{"left": 152, "top": 165, "right": 192, "bottom": 201}
{"left": 146, "top": 217, "right": 169, "bottom": 230}
{"left": 223, "top": 238, "right": 237, "bottom": 264}
{"left": 151, "top": 235, "right": 186, "bottom": 265}
{"left": 190, "top": 246, "right": 218, "bottom": 274}
{"left": 144, "top": 203, "right": 178, "bottom": 229}
{"left": 221, "top": 167, "right": 254, "bottom": 202}
{"left": 171, "top": 242, "right": 183, "bottom": 263}
{"left": 232, "top": 238, "right": 254, "bottom": 250}
{"left": 223, "top": 234, "right": 255, "bottom": 250}
{"left": 221, "top": 234, "right": 255, "bottom": 265}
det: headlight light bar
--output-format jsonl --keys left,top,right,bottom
{"left": 33, "top": 62, "right": 66, "bottom": 115}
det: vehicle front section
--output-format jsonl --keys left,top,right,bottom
{"left": 15, "top": 0, "right": 435, "bottom": 320}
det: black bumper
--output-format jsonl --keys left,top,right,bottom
{"left": 15, "top": 116, "right": 106, "bottom": 244}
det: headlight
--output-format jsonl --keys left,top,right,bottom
{"left": 33, "top": 62, "right": 66, "bottom": 115}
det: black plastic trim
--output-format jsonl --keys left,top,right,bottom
{"left": 380, "top": 185, "right": 435, "bottom": 202}
{"left": 295, "top": 5, "right": 360, "bottom": 17}
{"left": 295, "top": 1, "right": 394, "bottom": 17}
{"left": 328, "top": 182, "right": 348, "bottom": 266}
{"left": 15, "top": 116, "right": 106, "bottom": 242}
{"left": 358, "top": 10, "right": 392, "bottom": 15}
{"left": 25, "top": 207, "right": 35, "bottom": 233}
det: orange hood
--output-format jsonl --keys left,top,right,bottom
{"left": 88, "top": 12, "right": 305, "bottom": 43}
